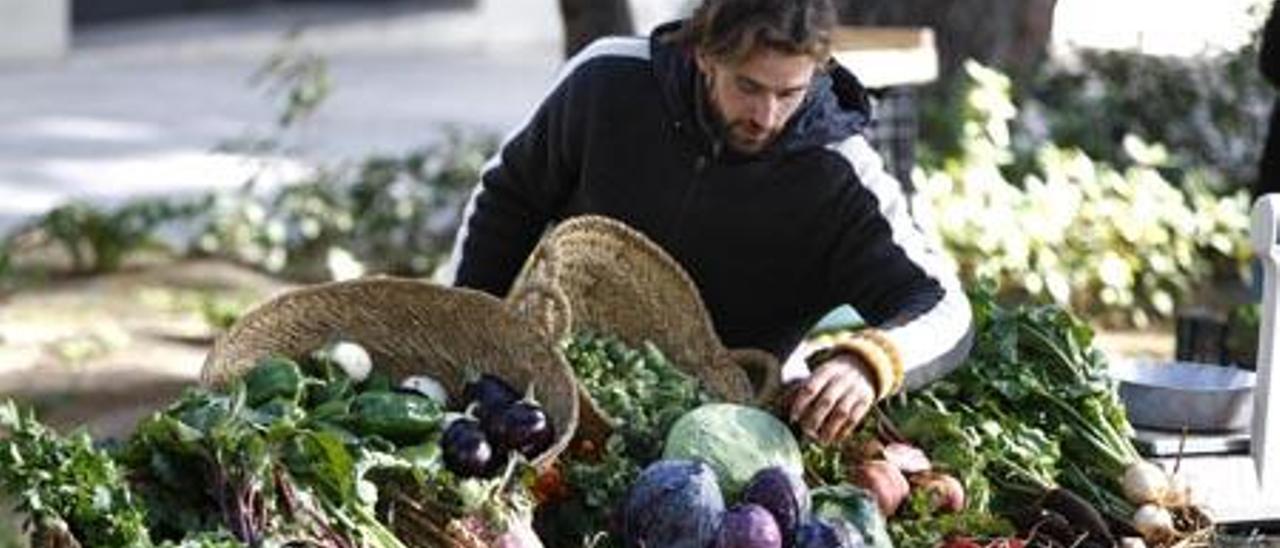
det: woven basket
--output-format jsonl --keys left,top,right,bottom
{"left": 507, "top": 215, "right": 782, "bottom": 440}
{"left": 201, "top": 277, "right": 577, "bottom": 548}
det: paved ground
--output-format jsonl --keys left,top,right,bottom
{"left": 0, "top": 0, "right": 565, "bottom": 232}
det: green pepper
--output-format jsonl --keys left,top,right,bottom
{"left": 308, "top": 397, "right": 351, "bottom": 423}
{"left": 306, "top": 377, "right": 354, "bottom": 409}
{"left": 396, "top": 441, "right": 443, "bottom": 472}
{"left": 363, "top": 371, "right": 395, "bottom": 392}
{"left": 252, "top": 397, "right": 303, "bottom": 425}
{"left": 311, "top": 420, "right": 361, "bottom": 447}
{"left": 243, "top": 356, "right": 304, "bottom": 406}
{"left": 347, "top": 391, "right": 442, "bottom": 444}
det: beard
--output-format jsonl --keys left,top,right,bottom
{"left": 724, "top": 120, "right": 774, "bottom": 153}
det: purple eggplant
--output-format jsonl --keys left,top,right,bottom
{"left": 489, "top": 399, "right": 556, "bottom": 458}
{"left": 441, "top": 417, "right": 505, "bottom": 478}
{"left": 716, "top": 504, "right": 782, "bottom": 548}
{"left": 463, "top": 372, "right": 521, "bottom": 422}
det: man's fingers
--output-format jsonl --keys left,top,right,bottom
{"left": 798, "top": 372, "right": 856, "bottom": 438}
{"left": 831, "top": 393, "right": 874, "bottom": 443}
{"left": 818, "top": 388, "right": 864, "bottom": 442}
{"left": 788, "top": 363, "right": 845, "bottom": 423}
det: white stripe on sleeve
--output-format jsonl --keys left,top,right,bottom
{"left": 827, "top": 135, "right": 974, "bottom": 389}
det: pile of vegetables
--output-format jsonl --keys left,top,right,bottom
{"left": 442, "top": 372, "right": 556, "bottom": 480}
{"left": 0, "top": 290, "right": 1213, "bottom": 547}
{"left": 802, "top": 413, "right": 1015, "bottom": 548}
{"left": 0, "top": 340, "right": 543, "bottom": 547}
{"left": 627, "top": 403, "right": 883, "bottom": 548}
{"left": 621, "top": 459, "right": 872, "bottom": 548}
{"left": 878, "top": 287, "right": 1203, "bottom": 546}
{"left": 534, "top": 332, "right": 711, "bottom": 547}
{"left": 535, "top": 329, "right": 899, "bottom": 548}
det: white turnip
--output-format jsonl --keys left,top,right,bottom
{"left": 1132, "top": 503, "right": 1175, "bottom": 540}
{"left": 1122, "top": 461, "right": 1171, "bottom": 505}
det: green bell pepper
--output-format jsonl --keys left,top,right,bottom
{"left": 347, "top": 391, "right": 442, "bottom": 444}
{"left": 243, "top": 356, "right": 304, "bottom": 407}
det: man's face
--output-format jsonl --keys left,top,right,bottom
{"left": 696, "top": 47, "right": 817, "bottom": 154}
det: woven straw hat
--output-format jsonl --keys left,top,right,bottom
{"left": 202, "top": 277, "right": 576, "bottom": 548}
{"left": 507, "top": 215, "right": 781, "bottom": 436}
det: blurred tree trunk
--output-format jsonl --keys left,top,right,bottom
{"left": 838, "top": 0, "right": 1058, "bottom": 81}
{"left": 559, "top": 0, "right": 635, "bottom": 58}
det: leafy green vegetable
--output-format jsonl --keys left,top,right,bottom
{"left": 0, "top": 401, "right": 151, "bottom": 546}
{"left": 566, "top": 333, "right": 711, "bottom": 463}
{"left": 882, "top": 284, "right": 1144, "bottom": 543}
{"left": 537, "top": 332, "right": 711, "bottom": 548}
{"left": 662, "top": 403, "right": 803, "bottom": 499}
{"left": 811, "top": 484, "right": 894, "bottom": 548}
{"left": 0, "top": 349, "right": 521, "bottom": 548}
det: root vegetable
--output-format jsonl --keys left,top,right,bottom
{"left": 1132, "top": 504, "right": 1175, "bottom": 540}
{"left": 715, "top": 504, "right": 783, "bottom": 548}
{"left": 882, "top": 442, "right": 931, "bottom": 474}
{"left": 911, "top": 471, "right": 965, "bottom": 513}
{"left": 1163, "top": 473, "right": 1191, "bottom": 507}
{"left": 852, "top": 459, "right": 909, "bottom": 516}
{"left": 1039, "top": 488, "right": 1114, "bottom": 545}
{"left": 1123, "top": 461, "right": 1171, "bottom": 505}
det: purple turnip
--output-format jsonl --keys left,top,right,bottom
{"left": 742, "top": 467, "right": 809, "bottom": 547}
{"left": 716, "top": 504, "right": 782, "bottom": 548}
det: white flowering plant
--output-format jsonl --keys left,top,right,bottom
{"left": 913, "top": 62, "right": 1253, "bottom": 327}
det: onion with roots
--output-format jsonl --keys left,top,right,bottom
{"left": 1123, "top": 461, "right": 1171, "bottom": 505}
{"left": 1132, "top": 503, "right": 1176, "bottom": 540}
{"left": 1163, "top": 473, "right": 1192, "bottom": 507}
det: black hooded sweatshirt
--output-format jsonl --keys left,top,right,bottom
{"left": 442, "top": 22, "right": 972, "bottom": 385}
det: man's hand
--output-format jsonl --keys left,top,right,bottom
{"left": 786, "top": 353, "right": 877, "bottom": 444}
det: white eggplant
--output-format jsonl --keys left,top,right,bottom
{"left": 316, "top": 340, "right": 373, "bottom": 382}
{"left": 400, "top": 375, "right": 450, "bottom": 407}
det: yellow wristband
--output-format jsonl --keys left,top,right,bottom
{"left": 855, "top": 328, "right": 904, "bottom": 395}
{"left": 807, "top": 332, "right": 896, "bottom": 401}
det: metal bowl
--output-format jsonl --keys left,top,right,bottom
{"left": 1109, "top": 360, "right": 1256, "bottom": 432}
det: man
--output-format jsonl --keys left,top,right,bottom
{"left": 439, "top": 0, "right": 973, "bottom": 443}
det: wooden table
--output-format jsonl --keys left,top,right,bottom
{"left": 831, "top": 26, "right": 938, "bottom": 89}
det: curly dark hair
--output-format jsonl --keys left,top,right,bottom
{"left": 667, "top": 0, "right": 838, "bottom": 64}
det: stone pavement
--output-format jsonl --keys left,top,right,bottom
{"left": 0, "top": 0, "right": 569, "bottom": 233}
